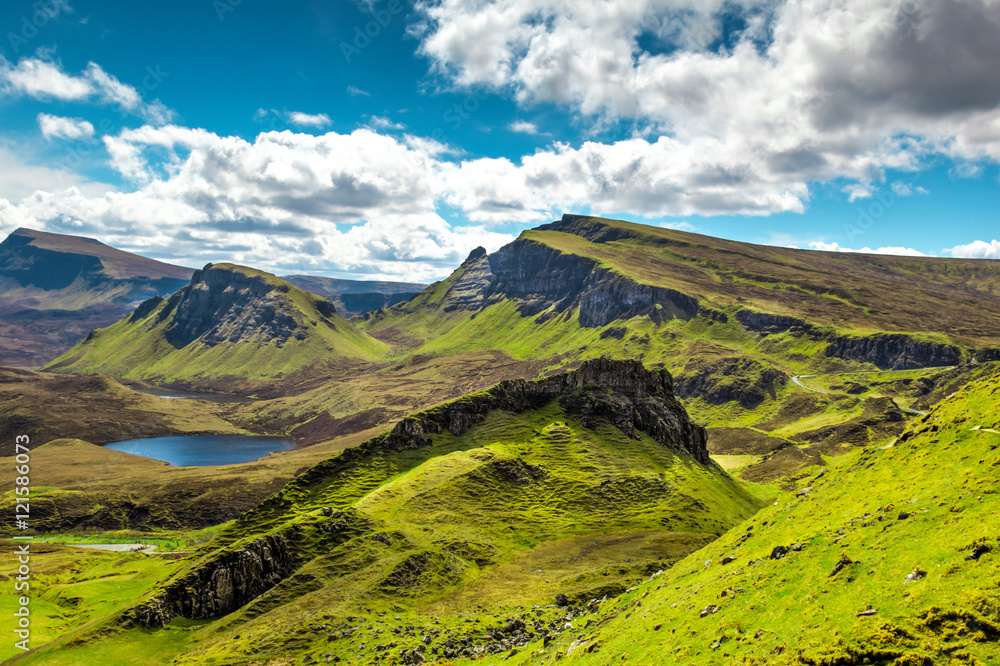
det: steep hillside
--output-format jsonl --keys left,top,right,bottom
{"left": 366, "top": 214, "right": 1000, "bottom": 359}
{"left": 481, "top": 363, "right": 1000, "bottom": 666}
{"left": 284, "top": 274, "right": 425, "bottom": 317}
{"left": 0, "top": 227, "right": 193, "bottom": 366}
{"left": 43, "top": 263, "right": 388, "bottom": 391}
{"left": 15, "top": 360, "right": 762, "bottom": 665}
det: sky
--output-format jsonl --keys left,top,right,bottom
{"left": 0, "top": 0, "right": 999, "bottom": 282}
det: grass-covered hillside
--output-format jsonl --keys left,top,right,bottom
{"left": 7, "top": 360, "right": 762, "bottom": 665}
{"left": 43, "top": 263, "right": 388, "bottom": 391}
{"left": 481, "top": 363, "right": 1000, "bottom": 665}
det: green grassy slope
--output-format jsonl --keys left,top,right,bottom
{"left": 482, "top": 364, "right": 1000, "bottom": 665}
{"left": 14, "top": 363, "right": 762, "bottom": 665}
{"left": 42, "top": 263, "right": 388, "bottom": 389}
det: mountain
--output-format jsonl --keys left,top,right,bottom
{"left": 0, "top": 227, "right": 193, "bottom": 367}
{"left": 43, "top": 262, "right": 388, "bottom": 392}
{"left": 283, "top": 275, "right": 426, "bottom": 318}
{"left": 365, "top": 214, "right": 1000, "bottom": 356}
{"left": 23, "top": 359, "right": 762, "bottom": 664}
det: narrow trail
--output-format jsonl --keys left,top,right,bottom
{"left": 789, "top": 366, "right": 958, "bottom": 417}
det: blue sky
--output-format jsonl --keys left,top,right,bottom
{"left": 1, "top": 0, "right": 999, "bottom": 280}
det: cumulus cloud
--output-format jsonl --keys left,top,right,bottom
{"left": 37, "top": 113, "right": 95, "bottom": 140}
{"left": 508, "top": 120, "right": 539, "bottom": 135}
{"left": 286, "top": 111, "right": 333, "bottom": 128}
{"left": 0, "top": 56, "right": 172, "bottom": 123}
{"left": 944, "top": 239, "right": 1000, "bottom": 259}
{"left": 0, "top": 126, "right": 513, "bottom": 281}
{"left": 808, "top": 241, "right": 927, "bottom": 257}
{"left": 416, "top": 0, "right": 1000, "bottom": 209}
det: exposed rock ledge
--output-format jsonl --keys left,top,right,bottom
{"left": 121, "top": 532, "right": 296, "bottom": 627}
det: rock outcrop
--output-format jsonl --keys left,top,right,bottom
{"left": 435, "top": 238, "right": 699, "bottom": 327}
{"left": 441, "top": 247, "right": 495, "bottom": 312}
{"left": 362, "top": 357, "right": 710, "bottom": 464}
{"left": 735, "top": 309, "right": 812, "bottom": 334}
{"left": 122, "top": 532, "right": 297, "bottom": 627}
{"left": 157, "top": 263, "right": 314, "bottom": 347}
{"left": 824, "top": 334, "right": 961, "bottom": 370}
{"left": 674, "top": 358, "right": 789, "bottom": 409}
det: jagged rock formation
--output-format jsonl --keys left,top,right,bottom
{"left": 281, "top": 359, "right": 712, "bottom": 503}
{"left": 158, "top": 263, "right": 311, "bottom": 347}
{"left": 442, "top": 247, "right": 495, "bottom": 312}
{"left": 824, "top": 333, "right": 961, "bottom": 370}
{"left": 122, "top": 531, "right": 299, "bottom": 627}
{"left": 674, "top": 357, "right": 789, "bottom": 409}
{"left": 423, "top": 239, "right": 699, "bottom": 327}
{"left": 361, "top": 357, "right": 710, "bottom": 464}
{"left": 735, "top": 309, "right": 812, "bottom": 334}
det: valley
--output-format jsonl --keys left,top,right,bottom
{"left": 1, "top": 214, "right": 999, "bottom": 665}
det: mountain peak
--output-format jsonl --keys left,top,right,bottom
{"left": 463, "top": 246, "right": 488, "bottom": 263}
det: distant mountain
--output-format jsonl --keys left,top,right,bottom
{"left": 283, "top": 274, "right": 426, "bottom": 317}
{"left": 44, "top": 263, "right": 388, "bottom": 392}
{"left": 0, "top": 227, "right": 193, "bottom": 367}
{"left": 0, "top": 227, "right": 192, "bottom": 309}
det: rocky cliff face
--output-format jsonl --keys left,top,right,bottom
{"left": 735, "top": 309, "right": 812, "bottom": 334}
{"left": 441, "top": 247, "right": 496, "bottom": 312}
{"left": 437, "top": 238, "right": 699, "bottom": 327}
{"left": 121, "top": 359, "right": 712, "bottom": 627}
{"left": 157, "top": 264, "right": 314, "bottom": 347}
{"left": 122, "top": 532, "right": 298, "bottom": 627}
{"left": 824, "top": 334, "right": 961, "bottom": 370}
{"left": 358, "top": 357, "right": 711, "bottom": 465}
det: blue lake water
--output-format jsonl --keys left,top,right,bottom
{"left": 103, "top": 435, "right": 295, "bottom": 466}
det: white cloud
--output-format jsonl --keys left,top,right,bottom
{"left": 0, "top": 126, "right": 514, "bottom": 281}
{"left": 286, "top": 112, "right": 332, "bottom": 128}
{"left": 842, "top": 183, "right": 876, "bottom": 202}
{"left": 508, "top": 120, "right": 539, "bottom": 135}
{"left": 369, "top": 115, "right": 405, "bottom": 130}
{"left": 944, "top": 239, "right": 1000, "bottom": 259}
{"left": 1, "top": 57, "right": 91, "bottom": 100}
{"left": 658, "top": 220, "right": 696, "bottom": 232}
{"left": 346, "top": 85, "right": 371, "bottom": 96}
{"left": 0, "top": 56, "right": 173, "bottom": 124}
{"left": 416, "top": 0, "right": 1000, "bottom": 208}
{"left": 808, "top": 241, "right": 927, "bottom": 257}
{"left": 37, "top": 113, "right": 95, "bottom": 140}
{"left": 0, "top": 147, "right": 112, "bottom": 206}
